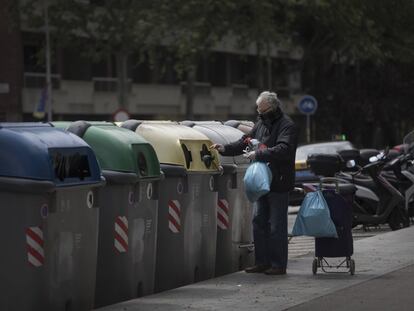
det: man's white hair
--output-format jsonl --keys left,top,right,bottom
{"left": 256, "top": 91, "right": 281, "bottom": 110}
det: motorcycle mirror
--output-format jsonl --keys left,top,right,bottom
{"left": 346, "top": 159, "right": 356, "bottom": 168}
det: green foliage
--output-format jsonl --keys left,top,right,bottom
{"left": 231, "top": 0, "right": 292, "bottom": 50}
{"left": 154, "top": 0, "right": 236, "bottom": 75}
{"left": 18, "top": 1, "right": 414, "bottom": 143}
{"left": 290, "top": 0, "right": 414, "bottom": 146}
{"left": 21, "top": 0, "right": 161, "bottom": 61}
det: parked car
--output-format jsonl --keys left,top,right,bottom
{"left": 290, "top": 140, "right": 355, "bottom": 205}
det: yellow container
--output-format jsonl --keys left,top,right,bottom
{"left": 134, "top": 121, "right": 221, "bottom": 173}
{"left": 120, "top": 120, "right": 221, "bottom": 292}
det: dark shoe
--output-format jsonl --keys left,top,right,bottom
{"left": 245, "top": 264, "right": 271, "bottom": 273}
{"left": 264, "top": 267, "right": 286, "bottom": 275}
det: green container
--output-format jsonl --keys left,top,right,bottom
{"left": 53, "top": 121, "right": 162, "bottom": 307}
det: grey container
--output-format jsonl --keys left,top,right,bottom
{"left": 0, "top": 123, "right": 104, "bottom": 311}
{"left": 121, "top": 120, "right": 221, "bottom": 292}
{"left": 181, "top": 121, "right": 254, "bottom": 276}
{"left": 224, "top": 120, "right": 254, "bottom": 135}
{"left": 54, "top": 121, "right": 163, "bottom": 308}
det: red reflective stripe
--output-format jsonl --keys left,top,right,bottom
{"left": 115, "top": 217, "right": 128, "bottom": 234}
{"left": 114, "top": 231, "right": 128, "bottom": 251}
{"left": 27, "top": 245, "right": 44, "bottom": 264}
{"left": 168, "top": 214, "right": 181, "bottom": 232}
{"left": 169, "top": 200, "right": 180, "bottom": 216}
{"left": 218, "top": 200, "right": 229, "bottom": 214}
{"left": 26, "top": 228, "right": 44, "bottom": 247}
{"left": 217, "top": 212, "right": 229, "bottom": 228}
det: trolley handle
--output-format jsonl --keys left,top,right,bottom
{"left": 319, "top": 177, "right": 340, "bottom": 193}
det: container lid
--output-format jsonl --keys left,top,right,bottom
{"left": 181, "top": 121, "right": 250, "bottom": 166}
{"left": 132, "top": 121, "right": 221, "bottom": 172}
{"left": 224, "top": 120, "right": 254, "bottom": 135}
{"left": 0, "top": 123, "right": 101, "bottom": 185}
{"left": 53, "top": 121, "right": 161, "bottom": 179}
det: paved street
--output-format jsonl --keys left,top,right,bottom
{"left": 98, "top": 223, "right": 414, "bottom": 311}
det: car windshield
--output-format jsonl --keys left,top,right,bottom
{"left": 295, "top": 141, "right": 354, "bottom": 161}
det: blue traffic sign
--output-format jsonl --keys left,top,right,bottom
{"left": 298, "top": 95, "right": 318, "bottom": 115}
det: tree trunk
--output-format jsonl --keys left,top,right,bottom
{"left": 256, "top": 42, "right": 264, "bottom": 94}
{"left": 335, "top": 51, "right": 345, "bottom": 133}
{"left": 266, "top": 41, "right": 272, "bottom": 90}
{"left": 185, "top": 66, "right": 196, "bottom": 120}
{"left": 116, "top": 51, "right": 128, "bottom": 109}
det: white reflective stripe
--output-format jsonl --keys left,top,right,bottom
{"left": 169, "top": 221, "right": 179, "bottom": 233}
{"left": 115, "top": 223, "right": 128, "bottom": 244}
{"left": 218, "top": 199, "right": 229, "bottom": 211}
{"left": 114, "top": 238, "right": 127, "bottom": 253}
{"left": 169, "top": 200, "right": 181, "bottom": 212}
{"left": 118, "top": 216, "right": 128, "bottom": 229}
{"left": 29, "top": 227, "right": 43, "bottom": 239}
{"left": 217, "top": 208, "right": 229, "bottom": 223}
{"left": 217, "top": 200, "right": 230, "bottom": 229}
{"left": 26, "top": 235, "right": 44, "bottom": 257}
{"left": 28, "top": 252, "right": 43, "bottom": 267}
{"left": 168, "top": 206, "right": 181, "bottom": 225}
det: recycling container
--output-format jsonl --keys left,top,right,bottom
{"left": 224, "top": 120, "right": 254, "bottom": 135}
{"left": 0, "top": 122, "right": 104, "bottom": 311}
{"left": 181, "top": 121, "right": 254, "bottom": 276}
{"left": 53, "top": 121, "right": 162, "bottom": 307}
{"left": 121, "top": 120, "right": 221, "bottom": 292}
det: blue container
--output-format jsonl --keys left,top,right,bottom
{"left": 0, "top": 122, "right": 104, "bottom": 311}
{"left": 0, "top": 122, "right": 101, "bottom": 185}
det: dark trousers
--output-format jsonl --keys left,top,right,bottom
{"left": 253, "top": 192, "right": 289, "bottom": 269}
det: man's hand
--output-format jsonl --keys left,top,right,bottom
{"left": 243, "top": 150, "right": 256, "bottom": 160}
{"left": 210, "top": 144, "right": 225, "bottom": 153}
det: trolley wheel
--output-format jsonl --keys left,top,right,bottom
{"left": 312, "top": 258, "right": 318, "bottom": 275}
{"left": 349, "top": 259, "right": 355, "bottom": 275}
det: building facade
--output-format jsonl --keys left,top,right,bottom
{"left": 2, "top": 4, "right": 304, "bottom": 122}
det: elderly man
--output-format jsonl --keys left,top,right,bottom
{"left": 211, "top": 91, "right": 298, "bottom": 275}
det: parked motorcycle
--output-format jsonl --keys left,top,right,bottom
{"left": 307, "top": 148, "right": 409, "bottom": 230}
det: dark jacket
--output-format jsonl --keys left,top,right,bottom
{"left": 221, "top": 108, "right": 298, "bottom": 192}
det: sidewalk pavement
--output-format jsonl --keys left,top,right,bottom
{"left": 98, "top": 225, "right": 414, "bottom": 311}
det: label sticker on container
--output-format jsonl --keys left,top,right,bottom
{"left": 40, "top": 204, "right": 48, "bottom": 219}
{"left": 114, "top": 216, "right": 128, "bottom": 253}
{"left": 146, "top": 183, "right": 153, "bottom": 200}
{"left": 177, "top": 182, "right": 184, "bottom": 194}
{"left": 168, "top": 200, "right": 181, "bottom": 233}
{"left": 209, "top": 176, "right": 215, "bottom": 191}
{"left": 86, "top": 191, "right": 94, "bottom": 208}
{"left": 26, "top": 226, "right": 44, "bottom": 267}
{"left": 128, "top": 191, "right": 134, "bottom": 205}
{"left": 217, "top": 199, "right": 230, "bottom": 230}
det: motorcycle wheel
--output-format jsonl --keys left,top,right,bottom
{"left": 388, "top": 206, "right": 410, "bottom": 230}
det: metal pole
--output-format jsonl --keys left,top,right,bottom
{"left": 44, "top": 0, "right": 53, "bottom": 121}
{"left": 306, "top": 114, "right": 311, "bottom": 143}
